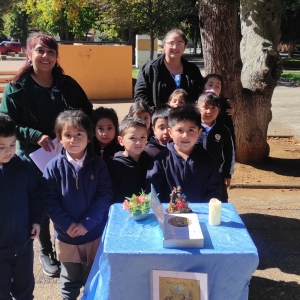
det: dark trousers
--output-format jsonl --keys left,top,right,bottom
{"left": 0, "top": 242, "right": 34, "bottom": 300}
{"left": 60, "top": 262, "right": 92, "bottom": 299}
{"left": 220, "top": 173, "right": 229, "bottom": 203}
{"left": 39, "top": 211, "right": 53, "bottom": 254}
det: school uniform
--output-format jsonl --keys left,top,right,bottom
{"left": 144, "top": 136, "right": 167, "bottom": 157}
{"left": 198, "top": 120, "right": 235, "bottom": 202}
{"left": 146, "top": 141, "right": 222, "bottom": 203}
{"left": 107, "top": 151, "right": 153, "bottom": 204}
{"left": 42, "top": 148, "right": 112, "bottom": 299}
{"left": 0, "top": 155, "right": 42, "bottom": 299}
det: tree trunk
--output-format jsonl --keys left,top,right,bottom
{"left": 193, "top": 28, "right": 199, "bottom": 54}
{"left": 128, "top": 28, "right": 138, "bottom": 64}
{"left": 150, "top": 33, "right": 154, "bottom": 60}
{"left": 19, "top": 11, "right": 28, "bottom": 47}
{"left": 199, "top": 0, "right": 282, "bottom": 163}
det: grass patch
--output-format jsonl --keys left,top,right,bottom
{"left": 132, "top": 69, "right": 140, "bottom": 79}
{"left": 281, "top": 56, "right": 300, "bottom": 62}
{"left": 281, "top": 72, "right": 300, "bottom": 82}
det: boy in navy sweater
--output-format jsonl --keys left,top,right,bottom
{"left": 147, "top": 105, "right": 222, "bottom": 203}
{"left": 145, "top": 104, "right": 171, "bottom": 157}
{"left": 0, "top": 113, "right": 42, "bottom": 300}
{"left": 107, "top": 117, "right": 153, "bottom": 204}
{"left": 197, "top": 92, "right": 235, "bottom": 202}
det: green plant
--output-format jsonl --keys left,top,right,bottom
{"left": 281, "top": 72, "right": 300, "bottom": 82}
{"left": 132, "top": 69, "right": 140, "bottom": 79}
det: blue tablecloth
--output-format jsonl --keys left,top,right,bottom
{"left": 82, "top": 203, "right": 258, "bottom": 300}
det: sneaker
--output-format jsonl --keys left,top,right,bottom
{"left": 39, "top": 252, "right": 60, "bottom": 277}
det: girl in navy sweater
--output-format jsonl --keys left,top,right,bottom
{"left": 42, "top": 110, "right": 112, "bottom": 300}
{"left": 92, "top": 107, "right": 123, "bottom": 162}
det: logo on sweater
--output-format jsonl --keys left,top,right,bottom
{"left": 90, "top": 175, "right": 95, "bottom": 180}
{"left": 215, "top": 134, "right": 221, "bottom": 142}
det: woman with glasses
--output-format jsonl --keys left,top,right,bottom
{"left": 0, "top": 33, "right": 92, "bottom": 278}
{"left": 134, "top": 29, "right": 204, "bottom": 109}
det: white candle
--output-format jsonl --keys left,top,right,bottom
{"left": 208, "top": 198, "right": 222, "bottom": 225}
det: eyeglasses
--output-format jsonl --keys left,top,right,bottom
{"left": 34, "top": 48, "right": 57, "bottom": 57}
{"left": 165, "top": 41, "right": 185, "bottom": 48}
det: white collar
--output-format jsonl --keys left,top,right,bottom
{"left": 66, "top": 150, "right": 87, "bottom": 171}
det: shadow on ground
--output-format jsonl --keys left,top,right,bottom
{"left": 239, "top": 213, "right": 300, "bottom": 299}
{"left": 246, "top": 157, "right": 300, "bottom": 178}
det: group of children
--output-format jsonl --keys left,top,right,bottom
{"left": 0, "top": 73, "right": 235, "bottom": 299}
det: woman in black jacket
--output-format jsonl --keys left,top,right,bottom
{"left": 134, "top": 29, "right": 204, "bottom": 109}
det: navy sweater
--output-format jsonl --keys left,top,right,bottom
{"left": 42, "top": 148, "right": 112, "bottom": 245}
{"left": 0, "top": 155, "right": 42, "bottom": 257}
{"left": 107, "top": 151, "right": 153, "bottom": 204}
{"left": 146, "top": 141, "right": 222, "bottom": 203}
{"left": 198, "top": 121, "right": 234, "bottom": 178}
{"left": 144, "top": 136, "right": 167, "bottom": 157}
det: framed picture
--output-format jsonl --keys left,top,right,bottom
{"left": 152, "top": 270, "right": 208, "bottom": 300}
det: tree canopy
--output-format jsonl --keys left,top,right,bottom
{"left": 26, "top": 0, "right": 101, "bottom": 39}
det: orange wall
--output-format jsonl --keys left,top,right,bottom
{"left": 58, "top": 45, "right": 132, "bottom": 100}
{"left": 136, "top": 39, "right": 158, "bottom": 50}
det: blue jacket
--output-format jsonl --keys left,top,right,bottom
{"left": 42, "top": 148, "right": 112, "bottom": 245}
{"left": 107, "top": 151, "right": 153, "bottom": 204}
{"left": 198, "top": 121, "right": 235, "bottom": 178}
{"left": 0, "top": 155, "right": 42, "bottom": 257}
{"left": 146, "top": 141, "right": 222, "bottom": 203}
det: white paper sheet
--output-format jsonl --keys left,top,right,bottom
{"left": 29, "top": 138, "right": 59, "bottom": 172}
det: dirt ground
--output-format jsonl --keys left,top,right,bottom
{"left": 231, "top": 137, "right": 300, "bottom": 186}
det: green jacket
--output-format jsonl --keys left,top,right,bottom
{"left": 0, "top": 71, "right": 93, "bottom": 162}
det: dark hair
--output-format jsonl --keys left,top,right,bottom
{"left": 0, "top": 113, "right": 16, "bottom": 137}
{"left": 162, "top": 29, "right": 188, "bottom": 45}
{"left": 55, "top": 110, "right": 94, "bottom": 150}
{"left": 168, "top": 104, "right": 201, "bottom": 129}
{"left": 197, "top": 92, "right": 221, "bottom": 108}
{"left": 92, "top": 107, "right": 119, "bottom": 143}
{"left": 128, "top": 100, "right": 151, "bottom": 117}
{"left": 11, "top": 33, "right": 64, "bottom": 83}
{"left": 167, "top": 89, "right": 188, "bottom": 104}
{"left": 151, "top": 104, "right": 170, "bottom": 126}
{"left": 119, "top": 117, "right": 147, "bottom": 137}
{"left": 202, "top": 74, "right": 224, "bottom": 95}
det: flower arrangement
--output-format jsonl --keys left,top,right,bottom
{"left": 123, "top": 190, "right": 151, "bottom": 219}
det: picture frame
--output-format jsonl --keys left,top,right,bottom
{"left": 151, "top": 269, "right": 208, "bottom": 300}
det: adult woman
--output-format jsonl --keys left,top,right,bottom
{"left": 0, "top": 34, "right": 93, "bottom": 277}
{"left": 134, "top": 29, "right": 204, "bottom": 109}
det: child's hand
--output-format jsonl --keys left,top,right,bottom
{"left": 30, "top": 223, "right": 40, "bottom": 239}
{"left": 226, "top": 107, "right": 235, "bottom": 116}
{"left": 224, "top": 178, "right": 231, "bottom": 188}
{"left": 66, "top": 222, "right": 77, "bottom": 237}
{"left": 72, "top": 223, "right": 88, "bottom": 236}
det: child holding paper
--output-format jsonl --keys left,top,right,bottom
{"left": 42, "top": 110, "right": 112, "bottom": 299}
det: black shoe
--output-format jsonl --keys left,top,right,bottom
{"left": 50, "top": 251, "right": 61, "bottom": 266}
{"left": 39, "top": 252, "right": 60, "bottom": 277}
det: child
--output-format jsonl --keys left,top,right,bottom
{"left": 197, "top": 92, "right": 235, "bottom": 202}
{"left": 42, "top": 110, "right": 112, "bottom": 299}
{"left": 167, "top": 88, "right": 188, "bottom": 107}
{"left": 92, "top": 107, "right": 123, "bottom": 162}
{"left": 146, "top": 105, "right": 222, "bottom": 203}
{"left": 127, "top": 100, "right": 153, "bottom": 139}
{"left": 145, "top": 104, "right": 171, "bottom": 157}
{"left": 107, "top": 117, "right": 153, "bottom": 204}
{"left": 203, "top": 74, "right": 235, "bottom": 147}
{"left": 0, "top": 113, "right": 42, "bottom": 300}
